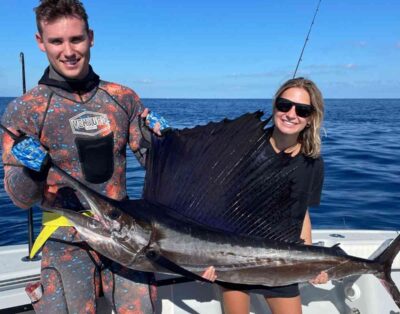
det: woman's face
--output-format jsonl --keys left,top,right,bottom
{"left": 273, "top": 87, "right": 312, "bottom": 137}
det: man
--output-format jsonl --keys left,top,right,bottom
{"left": 1, "top": 0, "right": 165, "bottom": 312}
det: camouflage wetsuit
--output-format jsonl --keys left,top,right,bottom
{"left": 1, "top": 66, "right": 156, "bottom": 313}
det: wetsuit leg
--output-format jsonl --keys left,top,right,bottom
{"left": 101, "top": 261, "right": 157, "bottom": 314}
{"left": 31, "top": 263, "right": 68, "bottom": 313}
{"left": 31, "top": 236, "right": 100, "bottom": 314}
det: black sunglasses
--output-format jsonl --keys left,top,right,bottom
{"left": 275, "top": 97, "right": 315, "bottom": 118}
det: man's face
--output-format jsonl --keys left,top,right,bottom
{"left": 36, "top": 16, "right": 94, "bottom": 80}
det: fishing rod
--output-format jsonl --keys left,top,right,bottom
{"left": 293, "top": 0, "right": 323, "bottom": 78}
{"left": 1, "top": 54, "right": 37, "bottom": 260}
{"left": 0, "top": 124, "right": 18, "bottom": 140}
{"left": 20, "top": 52, "right": 27, "bottom": 95}
{"left": 18, "top": 52, "right": 39, "bottom": 261}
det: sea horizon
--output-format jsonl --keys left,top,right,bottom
{"left": 1, "top": 96, "right": 400, "bottom": 100}
{"left": 1, "top": 97, "right": 399, "bottom": 245}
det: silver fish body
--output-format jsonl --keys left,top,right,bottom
{"left": 150, "top": 216, "right": 380, "bottom": 286}
{"left": 45, "top": 178, "right": 384, "bottom": 287}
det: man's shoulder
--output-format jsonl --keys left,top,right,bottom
{"left": 2, "top": 85, "right": 51, "bottom": 128}
{"left": 98, "top": 80, "right": 140, "bottom": 102}
{"left": 8, "top": 85, "right": 51, "bottom": 108}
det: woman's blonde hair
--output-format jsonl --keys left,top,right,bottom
{"left": 273, "top": 77, "right": 324, "bottom": 158}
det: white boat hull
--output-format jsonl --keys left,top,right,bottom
{"left": 1, "top": 229, "right": 400, "bottom": 313}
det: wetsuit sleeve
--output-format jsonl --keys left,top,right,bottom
{"left": 2, "top": 165, "right": 44, "bottom": 209}
{"left": 126, "top": 93, "right": 151, "bottom": 167}
{"left": 1, "top": 99, "right": 45, "bottom": 209}
{"left": 308, "top": 157, "right": 324, "bottom": 207}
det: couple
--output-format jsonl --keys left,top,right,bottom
{"left": 1, "top": 0, "right": 327, "bottom": 313}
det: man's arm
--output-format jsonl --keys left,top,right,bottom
{"left": 128, "top": 106, "right": 170, "bottom": 167}
{"left": 128, "top": 106, "right": 151, "bottom": 167}
{"left": 2, "top": 131, "right": 45, "bottom": 209}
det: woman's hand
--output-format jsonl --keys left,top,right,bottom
{"left": 201, "top": 266, "right": 217, "bottom": 282}
{"left": 309, "top": 271, "right": 329, "bottom": 285}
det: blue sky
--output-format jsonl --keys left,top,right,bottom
{"left": 0, "top": 0, "right": 399, "bottom": 98}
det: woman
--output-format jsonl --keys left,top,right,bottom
{"left": 203, "top": 77, "right": 328, "bottom": 314}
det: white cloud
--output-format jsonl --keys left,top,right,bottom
{"left": 302, "top": 63, "right": 360, "bottom": 73}
{"left": 344, "top": 63, "right": 357, "bottom": 69}
{"left": 133, "top": 79, "right": 153, "bottom": 84}
{"left": 223, "top": 66, "right": 298, "bottom": 80}
{"left": 226, "top": 71, "right": 276, "bottom": 78}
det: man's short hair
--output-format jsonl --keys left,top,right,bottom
{"left": 34, "top": 0, "right": 89, "bottom": 34}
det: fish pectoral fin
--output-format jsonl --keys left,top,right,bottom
{"left": 145, "top": 249, "right": 212, "bottom": 283}
{"left": 40, "top": 205, "right": 109, "bottom": 234}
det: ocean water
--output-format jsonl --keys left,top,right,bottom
{"left": 0, "top": 97, "right": 399, "bottom": 246}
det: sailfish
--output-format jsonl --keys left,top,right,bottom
{"left": 41, "top": 112, "right": 400, "bottom": 309}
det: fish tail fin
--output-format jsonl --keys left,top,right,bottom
{"left": 374, "top": 234, "right": 400, "bottom": 308}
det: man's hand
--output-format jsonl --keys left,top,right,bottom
{"left": 11, "top": 135, "right": 50, "bottom": 181}
{"left": 141, "top": 108, "right": 171, "bottom": 136}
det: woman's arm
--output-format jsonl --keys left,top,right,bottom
{"left": 300, "top": 209, "right": 312, "bottom": 245}
{"left": 302, "top": 209, "right": 329, "bottom": 284}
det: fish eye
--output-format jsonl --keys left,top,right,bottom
{"left": 110, "top": 209, "right": 121, "bottom": 220}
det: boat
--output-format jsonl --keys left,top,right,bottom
{"left": 1, "top": 229, "right": 399, "bottom": 314}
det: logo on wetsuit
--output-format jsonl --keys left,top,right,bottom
{"left": 69, "top": 111, "right": 111, "bottom": 136}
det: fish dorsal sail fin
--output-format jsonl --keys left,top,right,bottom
{"left": 144, "top": 112, "right": 301, "bottom": 242}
